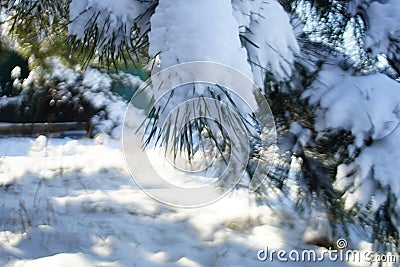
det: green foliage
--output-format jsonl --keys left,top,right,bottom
{"left": 5, "top": 17, "right": 92, "bottom": 69}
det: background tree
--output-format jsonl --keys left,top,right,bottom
{"left": 3, "top": 0, "right": 400, "bottom": 255}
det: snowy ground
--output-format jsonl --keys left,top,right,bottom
{"left": 0, "top": 135, "right": 369, "bottom": 266}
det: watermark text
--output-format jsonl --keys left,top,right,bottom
{"left": 257, "top": 239, "right": 399, "bottom": 264}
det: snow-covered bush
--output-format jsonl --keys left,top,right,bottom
{"left": 0, "top": 59, "right": 143, "bottom": 137}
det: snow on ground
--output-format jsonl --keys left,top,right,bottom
{"left": 0, "top": 135, "right": 365, "bottom": 266}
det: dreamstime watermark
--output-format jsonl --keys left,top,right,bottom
{"left": 257, "top": 239, "right": 399, "bottom": 264}
{"left": 123, "top": 62, "right": 278, "bottom": 208}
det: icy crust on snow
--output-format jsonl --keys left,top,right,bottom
{"left": 68, "top": 0, "right": 150, "bottom": 54}
{"left": 232, "top": 0, "right": 299, "bottom": 86}
{"left": 305, "top": 65, "right": 400, "bottom": 211}
{"left": 149, "top": 0, "right": 252, "bottom": 79}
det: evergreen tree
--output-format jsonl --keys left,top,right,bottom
{"left": 3, "top": 0, "right": 400, "bottom": 255}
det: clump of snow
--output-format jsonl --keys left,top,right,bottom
{"left": 48, "top": 60, "right": 80, "bottom": 85}
{"left": 10, "top": 66, "right": 23, "bottom": 90}
{"left": 149, "top": 0, "right": 252, "bottom": 79}
{"left": 233, "top": 0, "right": 299, "bottom": 86}
{"left": 361, "top": 0, "right": 400, "bottom": 58}
{"left": 22, "top": 69, "right": 40, "bottom": 90}
{"left": 10, "top": 66, "right": 21, "bottom": 79}
{"left": 149, "top": 0, "right": 298, "bottom": 86}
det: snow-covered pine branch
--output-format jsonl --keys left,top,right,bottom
{"left": 304, "top": 63, "right": 400, "bottom": 251}
{"left": 344, "top": 0, "right": 400, "bottom": 74}
{"left": 5, "top": 0, "right": 400, "bottom": 254}
{"left": 233, "top": 0, "right": 299, "bottom": 87}
{"left": 68, "top": 0, "right": 156, "bottom": 66}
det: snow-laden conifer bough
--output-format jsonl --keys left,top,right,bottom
{"left": 3, "top": 0, "right": 400, "bottom": 264}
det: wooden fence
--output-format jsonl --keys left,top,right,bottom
{"left": 0, "top": 122, "right": 89, "bottom": 136}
